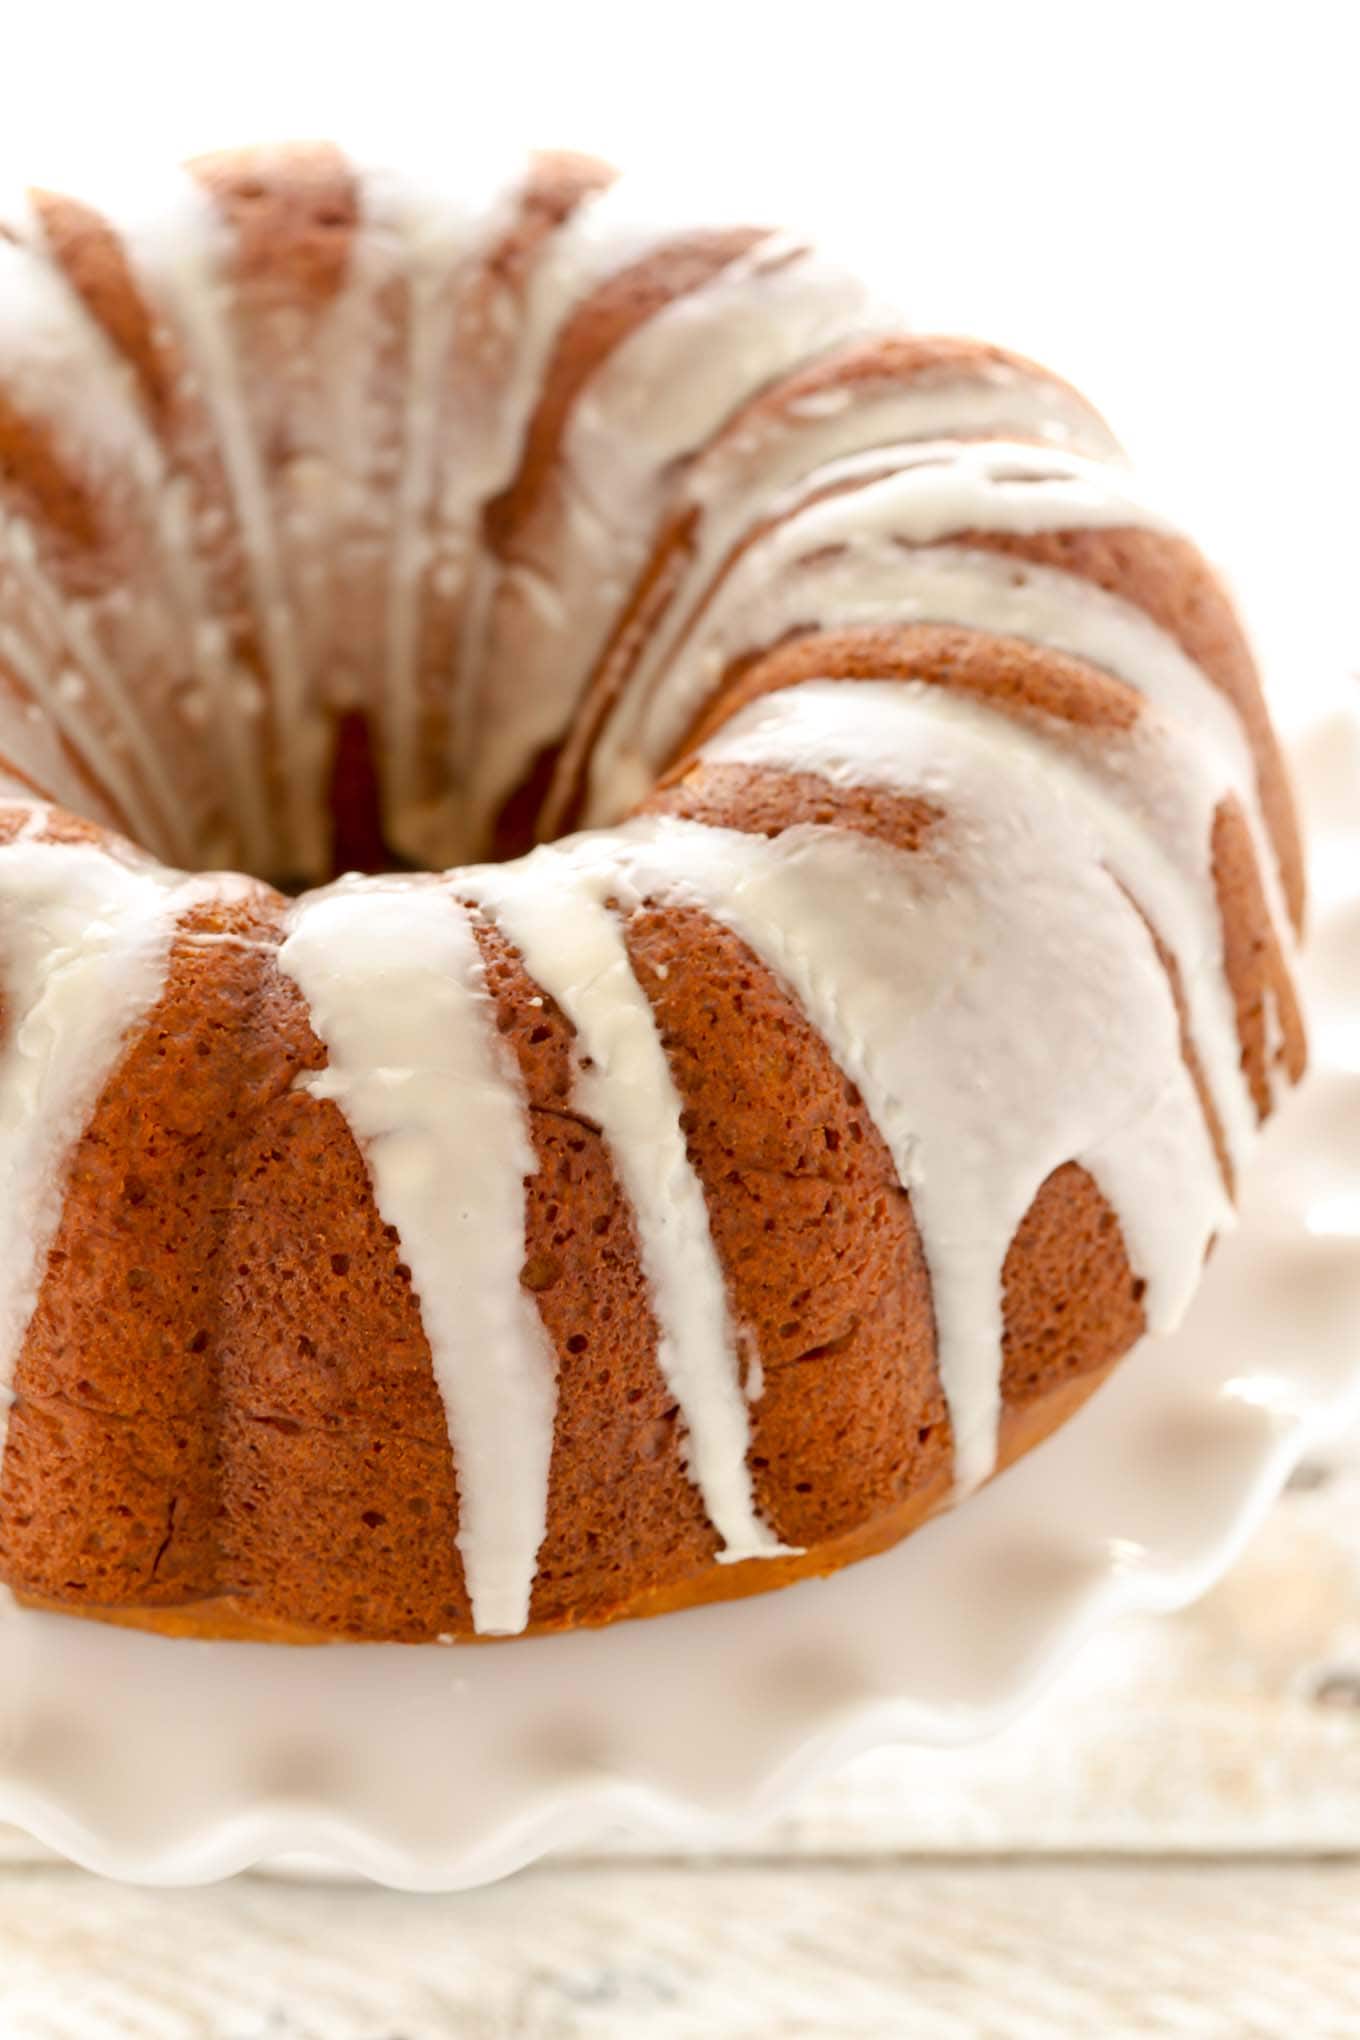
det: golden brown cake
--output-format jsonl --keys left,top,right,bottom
{"left": 0, "top": 143, "right": 1305, "bottom": 1642}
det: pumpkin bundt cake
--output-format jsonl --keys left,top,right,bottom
{"left": 0, "top": 144, "right": 1305, "bottom": 1642}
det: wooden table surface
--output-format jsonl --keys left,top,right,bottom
{"left": 1, "top": 1418, "right": 1358, "bottom": 2036}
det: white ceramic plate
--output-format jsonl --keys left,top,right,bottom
{"left": 0, "top": 676, "right": 1356, "bottom": 1891}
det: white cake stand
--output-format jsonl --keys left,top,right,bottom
{"left": 1, "top": 676, "right": 1356, "bottom": 1890}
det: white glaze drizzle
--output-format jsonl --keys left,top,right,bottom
{"left": 120, "top": 171, "right": 323, "bottom": 878}
{"left": 461, "top": 852, "right": 791, "bottom": 1563}
{"left": 277, "top": 878, "right": 557, "bottom": 1635}
{"left": 0, "top": 229, "right": 179, "bottom": 856}
{"left": 24, "top": 185, "right": 278, "bottom": 873}
{"left": 0, "top": 819, "right": 206, "bottom": 1446}
{"left": 461, "top": 219, "right": 877, "bottom": 843}
{"left": 0, "top": 591, "right": 162, "bottom": 854}
{"left": 659, "top": 382, "right": 1123, "bottom": 680}
{"left": 540, "top": 365, "right": 1123, "bottom": 837}
{"left": 587, "top": 513, "right": 1292, "bottom": 961}
{"left": 0, "top": 205, "right": 242, "bottom": 868}
{"left": 531, "top": 793, "right": 1230, "bottom": 1491}
{"left": 586, "top": 438, "right": 1179, "bottom": 821}
{"left": 0, "top": 623, "right": 127, "bottom": 827}
{"left": 362, "top": 159, "right": 529, "bottom": 860}
{"left": 698, "top": 680, "right": 1258, "bottom": 1174}
{"left": 380, "top": 193, "right": 480, "bottom": 842}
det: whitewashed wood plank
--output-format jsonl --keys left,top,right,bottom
{"left": 2, "top": 1859, "right": 1360, "bottom": 2038}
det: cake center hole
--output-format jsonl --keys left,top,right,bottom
{"left": 262, "top": 713, "right": 567, "bottom": 893}
{"left": 325, "top": 711, "right": 410, "bottom": 882}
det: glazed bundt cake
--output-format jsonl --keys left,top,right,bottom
{"left": 0, "top": 144, "right": 1305, "bottom": 1642}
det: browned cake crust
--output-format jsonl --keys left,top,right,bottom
{"left": 12, "top": 1356, "right": 1115, "bottom": 1642}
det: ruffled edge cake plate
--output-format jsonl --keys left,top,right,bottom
{"left": 0, "top": 672, "right": 1356, "bottom": 1891}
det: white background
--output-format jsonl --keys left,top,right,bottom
{"left": 2, "top": 0, "right": 1354, "bottom": 712}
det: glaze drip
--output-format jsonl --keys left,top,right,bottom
{"left": 462, "top": 851, "right": 795, "bottom": 1563}
{"left": 0, "top": 823, "right": 230, "bottom": 1447}
{"left": 277, "top": 878, "right": 557, "bottom": 1636}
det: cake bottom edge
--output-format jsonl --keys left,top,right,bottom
{"left": 11, "top": 1358, "right": 1118, "bottom": 1644}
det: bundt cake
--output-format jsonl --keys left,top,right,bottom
{"left": 0, "top": 143, "right": 1306, "bottom": 1642}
